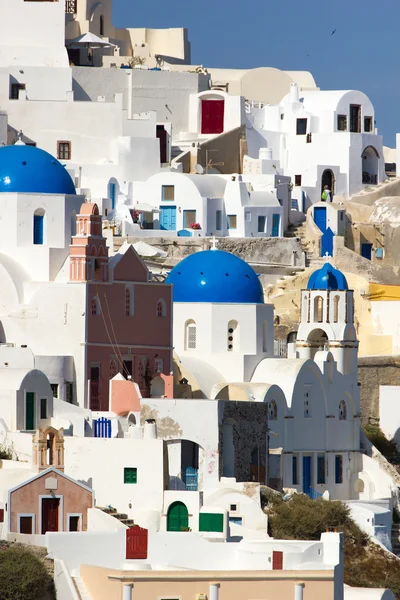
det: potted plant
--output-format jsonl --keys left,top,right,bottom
{"left": 190, "top": 223, "right": 201, "bottom": 230}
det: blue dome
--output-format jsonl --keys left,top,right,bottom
{"left": 0, "top": 145, "right": 76, "bottom": 195}
{"left": 166, "top": 249, "right": 264, "bottom": 303}
{"left": 307, "top": 263, "right": 348, "bottom": 291}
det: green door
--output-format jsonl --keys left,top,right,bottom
{"left": 25, "top": 392, "right": 35, "bottom": 430}
{"left": 167, "top": 502, "right": 188, "bottom": 532}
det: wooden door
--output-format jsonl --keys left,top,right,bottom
{"left": 272, "top": 550, "right": 283, "bottom": 570}
{"left": 201, "top": 100, "right": 224, "bottom": 134}
{"left": 41, "top": 498, "right": 60, "bottom": 534}
{"left": 167, "top": 502, "right": 188, "bottom": 531}
{"left": 25, "top": 392, "right": 35, "bottom": 431}
{"left": 126, "top": 526, "right": 148, "bottom": 559}
{"left": 20, "top": 516, "right": 33, "bottom": 534}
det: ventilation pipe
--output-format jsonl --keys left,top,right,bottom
{"left": 294, "top": 583, "right": 304, "bottom": 600}
{"left": 209, "top": 583, "right": 220, "bottom": 600}
{"left": 143, "top": 419, "right": 157, "bottom": 439}
{"left": 123, "top": 583, "right": 133, "bottom": 600}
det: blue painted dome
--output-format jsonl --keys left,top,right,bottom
{"left": 0, "top": 145, "right": 76, "bottom": 195}
{"left": 166, "top": 249, "right": 264, "bottom": 303}
{"left": 307, "top": 262, "right": 348, "bottom": 291}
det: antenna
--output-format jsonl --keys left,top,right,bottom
{"left": 194, "top": 164, "right": 204, "bottom": 175}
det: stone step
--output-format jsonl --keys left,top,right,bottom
{"left": 121, "top": 518, "right": 135, "bottom": 526}
{"left": 114, "top": 513, "right": 128, "bottom": 520}
{"left": 73, "top": 576, "right": 92, "bottom": 600}
{"left": 98, "top": 506, "right": 117, "bottom": 515}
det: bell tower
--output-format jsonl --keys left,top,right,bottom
{"left": 296, "top": 262, "right": 358, "bottom": 375}
{"left": 69, "top": 202, "right": 109, "bottom": 282}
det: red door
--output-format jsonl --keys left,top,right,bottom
{"left": 272, "top": 550, "right": 283, "bottom": 570}
{"left": 42, "top": 498, "right": 60, "bottom": 534}
{"left": 201, "top": 100, "right": 224, "bottom": 134}
{"left": 126, "top": 526, "right": 148, "bottom": 559}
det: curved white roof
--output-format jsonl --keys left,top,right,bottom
{"left": 183, "top": 174, "right": 227, "bottom": 198}
{"left": 178, "top": 356, "right": 226, "bottom": 398}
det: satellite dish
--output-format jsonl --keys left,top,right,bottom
{"left": 194, "top": 164, "right": 204, "bottom": 175}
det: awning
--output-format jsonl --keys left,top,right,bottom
{"left": 133, "top": 203, "right": 160, "bottom": 213}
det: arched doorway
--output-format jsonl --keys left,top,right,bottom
{"left": 321, "top": 169, "right": 335, "bottom": 198}
{"left": 362, "top": 146, "right": 379, "bottom": 185}
{"left": 167, "top": 501, "right": 189, "bottom": 531}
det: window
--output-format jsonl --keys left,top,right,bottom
{"left": 19, "top": 516, "right": 33, "bottom": 534}
{"left": 33, "top": 210, "right": 45, "bottom": 245}
{"left": 10, "top": 83, "right": 26, "bottom": 100}
{"left": 227, "top": 320, "right": 239, "bottom": 351}
{"left": 258, "top": 216, "right": 266, "bottom": 233}
{"left": 162, "top": 185, "right": 174, "bottom": 201}
{"left": 333, "top": 295, "right": 340, "bottom": 323}
{"left": 292, "top": 455, "right": 298, "bottom": 485}
{"left": 40, "top": 398, "right": 47, "bottom": 420}
{"left": 245, "top": 211, "right": 251, "bottom": 222}
{"left": 317, "top": 455, "right": 325, "bottom": 484}
{"left": 124, "top": 467, "right": 137, "bottom": 484}
{"left": 99, "top": 14, "right": 104, "bottom": 36}
{"left": 268, "top": 400, "right": 277, "bottom": 420}
{"left": 154, "top": 358, "right": 164, "bottom": 373}
{"left": 280, "top": 113, "right": 284, "bottom": 120}
{"left": 304, "top": 390, "right": 311, "bottom": 418}
{"left": 230, "top": 504, "right": 238, "bottom": 512}
{"left": 216, "top": 210, "right": 222, "bottom": 230}
{"left": 199, "top": 513, "right": 224, "bottom": 532}
{"left": 68, "top": 515, "right": 80, "bottom": 532}
{"left": 364, "top": 116, "right": 373, "bottom": 132}
{"left": 156, "top": 299, "right": 166, "bottom": 317}
{"left": 57, "top": 141, "right": 71, "bottom": 161}
{"left": 227, "top": 215, "right": 237, "bottom": 230}
{"left": 50, "top": 384, "right": 58, "bottom": 399}
{"left": 296, "top": 118, "right": 307, "bottom": 135}
{"left": 66, "top": 382, "right": 73, "bottom": 404}
{"left": 91, "top": 296, "right": 100, "bottom": 316}
{"left": 185, "top": 320, "right": 197, "bottom": 350}
{"left": 229, "top": 516, "right": 242, "bottom": 526}
{"left": 335, "top": 455, "right": 343, "bottom": 484}
{"left": 339, "top": 400, "right": 347, "bottom": 420}
{"left": 295, "top": 175, "right": 302, "bottom": 186}
{"left": 124, "top": 286, "right": 134, "bottom": 316}
{"left": 337, "top": 115, "right": 347, "bottom": 131}
{"left": 314, "top": 296, "right": 323, "bottom": 323}
{"left": 183, "top": 210, "right": 196, "bottom": 229}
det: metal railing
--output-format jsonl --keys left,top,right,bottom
{"left": 305, "top": 486, "right": 323, "bottom": 500}
{"left": 362, "top": 172, "right": 378, "bottom": 185}
{"left": 65, "top": 0, "right": 77, "bottom": 14}
{"left": 274, "top": 339, "right": 288, "bottom": 358}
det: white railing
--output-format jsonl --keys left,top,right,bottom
{"left": 274, "top": 339, "right": 288, "bottom": 357}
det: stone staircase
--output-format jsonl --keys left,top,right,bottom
{"left": 285, "top": 222, "right": 323, "bottom": 269}
{"left": 73, "top": 575, "right": 92, "bottom": 600}
{"left": 98, "top": 505, "right": 135, "bottom": 527}
{"left": 391, "top": 523, "right": 400, "bottom": 556}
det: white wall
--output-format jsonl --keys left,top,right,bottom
{"left": 380, "top": 386, "right": 400, "bottom": 446}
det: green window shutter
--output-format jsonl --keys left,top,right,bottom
{"left": 124, "top": 467, "right": 137, "bottom": 484}
{"left": 199, "top": 513, "right": 224, "bottom": 533}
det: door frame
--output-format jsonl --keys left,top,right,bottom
{"left": 39, "top": 495, "right": 63, "bottom": 534}
{"left": 24, "top": 391, "right": 35, "bottom": 431}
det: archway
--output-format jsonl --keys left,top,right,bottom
{"left": 167, "top": 501, "right": 189, "bottom": 531}
{"left": 307, "top": 328, "right": 329, "bottom": 359}
{"left": 321, "top": 169, "right": 335, "bottom": 198}
{"left": 362, "top": 146, "right": 379, "bottom": 185}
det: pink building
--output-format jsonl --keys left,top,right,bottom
{"left": 70, "top": 203, "right": 172, "bottom": 411}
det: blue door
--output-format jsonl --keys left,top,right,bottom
{"left": 34, "top": 215, "right": 44, "bottom": 245}
{"left": 160, "top": 206, "right": 177, "bottom": 231}
{"left": 109, "top": 183, "right": 116, "bottom": 209}
{"left": 361, "top": 243, "right": 372, "bottom": 260}
{"left": 314, "top": 207, "right": 327, "bottom": 232}
{"left": 321, "top": 227, "right": 334, "bottom": 257}
{"left": 303, "top": 456, "right": 311, "bottom": 494}
{"left": 271, "top": 214, "right": 280, "bottom": 237}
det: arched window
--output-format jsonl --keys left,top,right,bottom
{"left": 227, "top": 320, "right": 239, "bottom": 352}
{"left": 339, "top": 400, "right": 347, "bottom": 421}
{"left": 185, "top": 320, "right": 196, "bottom": 350}
{"left": 91, "top": 296, "right": 100, "bottom": 316}
{"left": 268, "top": 400, "right": 277, "bottom": 420}
{"left": 109, "top": 359, "right": 117, "bottom": 379}
{"left": 314, "top": 296, "right": 324, "bottom": 323}
{"left": 157, "top": 299, "right": 166, "bottom": 317}
{"left": 125, "top": 287, "right": 131, "bottom": 317}
{"left": 33, "top": 209, "right": 45, "bottom": 245}
{"left": 333, "top": 295, "right": 340, "bottom": 323}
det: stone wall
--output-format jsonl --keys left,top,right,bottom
{"left": 358, "top": 355, "right": 400, "bottom": 426}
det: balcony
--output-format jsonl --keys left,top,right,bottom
{"left": 65, "top": 0, "right": 77, "bottom": 14}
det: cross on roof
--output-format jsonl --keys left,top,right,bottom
{"left": 324, "top": 252, "right": 331, "bottom": 263}
{"left": 211, "top": 236, "right": 219, "bottom": 250}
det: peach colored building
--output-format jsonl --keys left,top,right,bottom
{"left": 8, "top": 467, "right": 93, "bottom": 535}
{"left": 80, "top": 566, "right": 336, "bottom": 600}
{"left": 70, "top": 203, "right": 173, "bottom": 411}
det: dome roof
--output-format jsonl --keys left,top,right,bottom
{"left": 0, "top": 145, "right": 76, "bottom": 195}
{"left": 166, "top": 249, "right": 264, "bottom": 304}
{"left": 307, "top": 262, "right": 348, "bottom": 291}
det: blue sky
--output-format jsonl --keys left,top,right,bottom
{"left": 114, "top": 0, "right": 398, "bottom": 146}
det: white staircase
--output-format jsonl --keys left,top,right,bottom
{"left": 73, "top": 575, "right": 92, "bottom": 600}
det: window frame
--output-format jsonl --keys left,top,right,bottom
{"left": 364, "top": 116, "right": 373, "bottom": 133}
{"left": 295, "top": 175, "right": 302, "bottom": 186}
{"left": 337, "top": 115, "right": 347, "bottom": 131}
{"left": 292, "top": 455, "right": 298, "bottom": 485}
{"left": 257, "top": 215, "right": 266, "bottom": 233}
{"left": 67, "top": 513, "right": 82, "bottom": 532}
{"left": 18, "top": 514, "right": 35, "bottom": 534}
{"left": 124, "top": 467, "right": 138, "bottom": 484}
{"left": 296, "top": 118, "right": 307, "bottom": 135}
{"left": 227, "top": 214, "right": 237, "bottom": 230}
{"left": 317, "top": 454, "right": 325, "bottom": 484}
{"left": 10, "top": 83, "right": 26, "bottom": 100}
{"left": 216, "top": 210, "right": 222, "bottom": 230}
{"left": 40, "top": 398, "right": 47, "bottom": 420}
{"left": 161, "top": 185, "right": 175, "bottom": 201}
{"left": 183, "top": 209, "right": 196, "bottom": 229}
{"left": 57, "top": 141, "right": 71, "bottom": 161}
{"left": 50, "top": 383, "right": 58, "bottom": 399}
{"left": 335, "top": 454, "right": 343, "bottom": 484}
